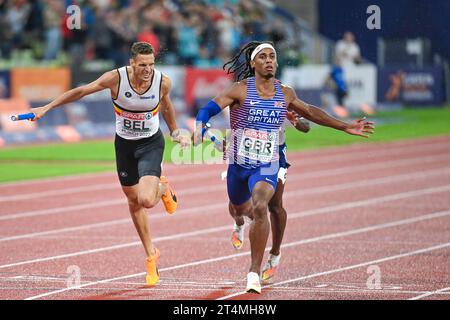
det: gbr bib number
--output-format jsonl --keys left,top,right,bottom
{"left": 238, "top": 128, "right": 276, "bottom": 162}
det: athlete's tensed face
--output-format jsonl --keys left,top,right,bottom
{"left": 130, "top": 54, "right": 155, "bottom": 82}
{"left": 251, "top": 48, "right": 277, "bottom": 79}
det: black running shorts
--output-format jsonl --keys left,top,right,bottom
{"left": 114, "top": 129, "right": 165, "bottom": 186}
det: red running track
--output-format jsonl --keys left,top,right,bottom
{"left": 0, "top": 135, "right": 449, "bottom": 300}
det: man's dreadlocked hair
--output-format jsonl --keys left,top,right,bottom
{"left": 223, "top": 41, "right": 275, "bottom": 82}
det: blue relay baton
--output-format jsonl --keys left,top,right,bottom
{"left": 202, "top": 122, "right": 225, "bottom": 152}
{"left": 11, "top": 113, "right": 36, "bottom": 121}
{"left": 200, "top": 122, "right": 211, "bottom": 139}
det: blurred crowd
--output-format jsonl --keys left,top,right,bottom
{"left": 0, "top": 0, "right": 302, "bottom": 68}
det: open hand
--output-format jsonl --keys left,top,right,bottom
{"left": 344, "top": 117, "right": 375, "bottom": 138}
{"left": 172, "top": 130, "right": 191, "bottom": 149}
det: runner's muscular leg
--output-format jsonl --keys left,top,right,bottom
{"left": 122, "top": 183, "right": 157, "bottom": 258}
{"left": 249, "top": 181, "right": 275, "bottom": 274}
{"left": 230, "top": 199, "right": 253, "bottom": 224}
{"left": 268, "top": 180, "right": 286, "bottom": 256}
{"left": 138, "top": 175, "right": 165, "bottom": 209}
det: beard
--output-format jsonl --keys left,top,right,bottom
{"left": 263, "top": 72, "right": 275, "bottom": 80}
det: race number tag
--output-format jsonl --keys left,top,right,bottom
{"left": 238, "top": 128, "right": 276, "bottom": 162}
{"left": 116, "top": 110, "right": 156, "bottom": 138}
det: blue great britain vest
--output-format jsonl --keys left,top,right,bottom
{"left": 227, "top": 77, "right": 287, "bottom": 168}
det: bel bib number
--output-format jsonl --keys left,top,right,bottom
{"left": 116, "top": 109, "right": 158, "bottom": 139}
{"left": 123, "top": 119, "right": 151, "bottom": 131}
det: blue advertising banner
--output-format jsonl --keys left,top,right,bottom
{"left": 0, "top": 71, "right": 10, "bottom": 98}
{"left": 378, "top": 66, "right": 445, "bottom": 105}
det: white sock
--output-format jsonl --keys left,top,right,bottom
{"left": 243, "top": 216, "right": 253, "bottom": 224}
{"left": 233, "top": 222, "right": 244, "bottom": 231}
{"left": 247, "top": 272, "right": 260, "bottom": 281}
{"left": 268, "top": 253, "right": 281, "bottom": 266}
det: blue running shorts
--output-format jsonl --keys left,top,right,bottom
{"left": 227, "top": 161, "right": 280, "bottom": 205}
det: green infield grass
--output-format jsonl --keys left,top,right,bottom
{"left": 0, "top": 107, "right": 449, "bottom": 183}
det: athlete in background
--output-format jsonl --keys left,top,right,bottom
{"left": 229, "top": 111, "right": 310, "bottom": 283}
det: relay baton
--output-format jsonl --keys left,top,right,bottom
{"left": 201, "top": 122, "right": 225, "bottom": 152}
{"left": 11, "top": 113, "right": 36, "bottom": 121}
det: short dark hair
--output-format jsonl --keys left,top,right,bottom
{"left": 130, "top": 42, "right": 154, "bottom": 58}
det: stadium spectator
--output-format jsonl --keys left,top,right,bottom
{"left": 90, "top": 6, "right": 113, "bottom": 60}
{"left": 326, "top": 56, "right": 349, "bottom": 117}
{"left": 24, "top": 0, "right": 44, "bottom": 52}
{"left": 42, "top": 0, "right": 64, "bottom": 60}
{"left": 264, "top": 18, "right": 286, "bottom": 48}
{"left": 0, "top": 0, "right": 304, "bottom": 68}
{"left": 137, "top": 23, "right": 160, "bottom": 57}
{"left": 194, "top": 46, "right": 222, "bottom": 68}
{"left": 0, "top": 0, "right": 13, "bottom": 59}
{"left": 335, "top": 31, "right": 362, "bottom": 67}
{"left": 176, "top": 12, "right": 201, "bottom": 65}
{"left": 141, "top": 1, "right": 177, "bottom": 63}
{"left": 216, "top": 11, "right": 241, "bottom": 54}
{"left": 5, "top": 0, "right": 31, "bottom": 54}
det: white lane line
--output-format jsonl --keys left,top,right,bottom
{"left": 287, "top": 165, "right": 450, "bottom": 197}
{"left": 0, "top": 184, "right": 227, "bottom": 221}
{"left": 9, "top": 287, "right": 450, "bottom": 294}
{"left": 1, "top": 138, "right": 449, "bottom": 200}
{"left": 0, "top": 171, "right": 115, "bottom": 187}
{"left": 0, "top": 199, "right": 126, "bottom": 221}
{"left": 2, "top": 182, "right": 450, "bottom": 269}
{"left": 0, "top": 224, "right": 230, "bottom": 269}
{"left": 288, "top": 184, "right": 450, "bottom": 220}
{"left": 285, "top": 139, "right": 450, "bottom": 166}
{"left": 0, "top": 170, "right": 223, "bottom": 202}
{"left": 217, "top": 242, "right": 450, "bottom": 300}
{"left": 23, "top": 209, "right": 450, "bottom": 300}
{"left": 2, "top": 152, "right": 450, "bottom": 221}
{"left": 217, "top": 287, "right": 450, "bottom": 296}
{"left": 0, "top": 210, "right": 213, "bottom": 243}
{"left": 408, "top": 286, "right": 450, "bottom": 300}
{"left": 0, "top": 183, "right": 119, "bottom": 202}
{"left": 0, "top": 200, "right": 225, "bottom": 225}
{"left": 0, "top": 219, "right": 131, "bottom": 242}
{"left": 2, "top": 165, "right": 450, "bottom": 242}
{"left": 297, "top": 153, "right": 450, "bottom": 179}
{"left": 8, "top": 287, "right": 450, "bottom": 295}
{"left": 0, "top": 137, "right": 430, "bottom": 187}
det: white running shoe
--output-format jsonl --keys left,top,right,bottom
{"left": 243, "top": 215, "right": 253, "bottom": 224}
{"left": 262, "top": 253, "right": 281, "bottom": 281}
{"left": 231, "top": 222, "right": 244, "bottom": 250}
{"left": 246, "top": 272, "right": 261, "bottom": 294}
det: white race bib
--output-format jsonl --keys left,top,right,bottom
{"left": 115, "top": 109, "right": 159, "bottom": 139}
{"left": 237, "top": 128, "right": 276, "bottom": 163}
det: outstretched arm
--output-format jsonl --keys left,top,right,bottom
{"left": 284, "top": 86, "right": 374, "bottom": 138}
{"left": 160, "top": 75, "right": 190, "bottom": 147}
{"left": 193, "top": 81, "right": 244, "bottom": 145}
{"left": 30, "top": 70, "right": 118, "bottom": 121}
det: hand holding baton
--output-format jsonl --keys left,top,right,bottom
{"left": 10, "top": 113, "right": 36, "bottom": 121}
{"left": 201, "top": 122, "right": 225, "bottom": 152}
